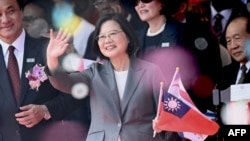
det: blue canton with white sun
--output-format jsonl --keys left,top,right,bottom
{"left": 162, "top": 92, "right": 190, "bottom": 118}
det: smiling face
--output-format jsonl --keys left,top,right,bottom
{"left": 97, "top": 20, "right": 129, "bottom": 59}
{"left": 0, "top": 0, "right": 23, "bottom": 44}
{"left": 134, "top": 0, "right": 163, "bottom": 22}
{"left": 226, "top": 18, "right": 250, "bottom": 63}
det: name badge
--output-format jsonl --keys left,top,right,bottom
{"left": 26, "top": 58, "right": 35, "bottom": 63}
{"left": 161, "top": 42, "right": 170, "bottom": 47}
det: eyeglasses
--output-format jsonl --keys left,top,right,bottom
{"left": 23, "top": 16, "right": 39, "bottom": 23}
{"left": 93, "top": 0, "right": 109, "bottom": 9}
{"left": 96, "top": 30, "right": 123, "bottom": 42}
{"left": 135, "top": 0, "right": 153, "bottom": 5}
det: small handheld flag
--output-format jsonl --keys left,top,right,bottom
{"left": 155, "top": 67, "right": 219, "bottom": 139}
{"left": 153, "top": 82, "right": 164, "bottom": 137}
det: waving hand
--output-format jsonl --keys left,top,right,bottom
{"left": 46, "top": 29, "right": 71, "bottom": 70}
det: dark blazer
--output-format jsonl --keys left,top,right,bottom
{"left": 217, "top": 61, "right": 250, "bottom": 90}
{"left": 206, "top": 0, "right": 250, "bottom": 47}
{"left": 136, "top": 18, "right": 182, "bottom": 58}
{"left": 175, "top": 10, "right": 223, "bottom": 113}
{"left": 49, "top": 57, "right": 168, "bottom": 141}
{"left": 0, "top": 34, "right": 82, "bottom": 141}
{"left": 181, "top": 21, "right": 222, "bottom": 84}
{"left": 216, "top": 61, "right": 250, "bottom": 140}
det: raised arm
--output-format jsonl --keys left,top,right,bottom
{"left": 46, "top": 29, "right": 71, "bottom": 71}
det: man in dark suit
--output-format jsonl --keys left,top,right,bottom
{"left": 209, "top": 0, "right": 249, "bottom": 47}
{"left": 0, "top": 0, "right": 84, "bottom": 141}
{"left": 218, "top": 15, "right": 250, "bottom": 89}
{"left": 217, "top": 15, "right": 250, "bottom": 140}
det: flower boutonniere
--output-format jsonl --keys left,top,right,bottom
{"left": 25, "top": 64, "right": 48, "bottom": 91}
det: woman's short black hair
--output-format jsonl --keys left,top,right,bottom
{"left": 92, "top": 13, "right": 140, "bottom": 59}
{"left": 133, "top": 0, "right": 179, "bottom": 18}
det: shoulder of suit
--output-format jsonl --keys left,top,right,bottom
{"left": 222, "top": 61, "right": 239, "bottom": 71}
{"left": 133, "top": 57, "right": 159, "bottom": 70}
{"left": 26, "top": 35, "right": 49, "bottom": 44}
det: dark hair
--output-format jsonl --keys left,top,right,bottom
{"left": 163, "top": 0, "right": 188, "bottom": 18}
{"left": 92, "top": 13, "right": 140, "bottom": 59}
{"left": 160, "top": 0, "right": 173, "bottom": 18}
{"left": 134, "top": 0, "right": 179, "bottom": 18}
{"left": 23, "top": 0, "right": 54, "bottom": 26}
{"left": 246, "top": 17, "right": 250, "bottom": 34}
{"left": 17, "top": 0, "right": 25, "bottom": 10}
{"left": 94, "top": 0, "right": 118, "bottom": 3}
{"left": 160, "top": 0, "right": 189, "bottom": 18}
{"left": 64, "top": 0, "right": 88, "bottom": 17}
{"left": 230, "top": 15, "right": 250, "bottom": 34}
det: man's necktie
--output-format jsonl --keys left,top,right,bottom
{"left": 213, "top": 13, "right": 223, "bottom": 39}
{"left": 238, "top": 64, "right": 247, "bottom": 84}
{"left": 7, "top": 46, "right": 20, "bottom": 102}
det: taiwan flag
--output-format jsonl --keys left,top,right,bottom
{"left": 156, "top": 67, "right": 219, "bottom": 136}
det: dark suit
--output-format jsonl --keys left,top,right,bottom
{"left": 49, "top": 57, "right": 168, "bottom": 141}
{"left": 0, "top": 33, "right": 83, "bottom": 141}
{"left": 203, "top": 0, "right": 250, "bottom": 47}
{"left": 182, "top": 20, "right": 222, "bottom": 83}
{"left": 177, "top": 20, "right": 223, "bottom": 141}
{"left": 216, "top": 61, "right": 250, "bottom": 140}
{"left": 136, "top": 18, "right": 182, "bottom": 58}
{"left": 174, "top": 17, "right": 222, "bottom": 141}
{"left": 217, "top": 62, "right": 250, "bottom": 90}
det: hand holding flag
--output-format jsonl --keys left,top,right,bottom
{"left": 153, "top": 82, "right": 164, "bottom": 137}
{"left": 154, "top": 67, "right": 220, "bottom": 140}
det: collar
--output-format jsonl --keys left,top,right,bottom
{"left": 0, "top": 29, "right": 25, "bottom": 55}
{"left": 241, "top": 61, "right": 250, "bottom": 71}
{"left": 210, "top": 3, "right": 232, "bottom": 21}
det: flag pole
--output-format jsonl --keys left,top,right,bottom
{"left": 153, "top": 81, "right": 164, "bottom": 137}
{"left": 153, "top": 67, "right": 179, "bottom": 137}
{"left": 168, "top": 67, "right": 180, "bottom": 91}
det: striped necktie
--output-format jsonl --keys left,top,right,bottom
{"left": 238, "top": 64, "right": 247, "bottom": 84}
{"left": 213, "top": 13, "right": 223, "bottom": 39}
{"left": 7, "top": 46, "right": 20, "bottom": 102}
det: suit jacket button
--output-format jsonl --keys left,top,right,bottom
{"left": 16, "top": 130, "right": 20, "bottom": 135}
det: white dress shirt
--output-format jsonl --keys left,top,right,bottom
{"left": 73, "top": 18, "right": 95, "bottom": 57}
{"left": 236, "top": 61, "right": 250, "bottom": 84}
{"left": 210, "top": 4, "right": 232, "bottom": 34}
{"left": 0, "top": 29, "right": 25, "bottom": 77}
